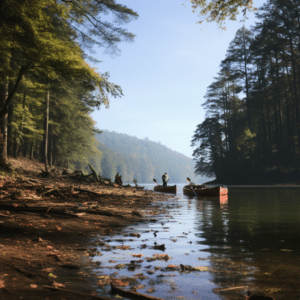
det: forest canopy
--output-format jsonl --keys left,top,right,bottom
{"left": 0, "top": 0, "right": 137, "bottom": 170}
{"left": 190, "top": 0, "right": 257, "bottom": 26}
{"left": 192, "top": 0, "right": 300, "bottom": 181}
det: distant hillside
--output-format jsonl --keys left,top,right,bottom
{"left": 95, "top": 131, "right": 206, "bottom": 184}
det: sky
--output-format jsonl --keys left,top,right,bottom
{"left": 91, "top": 0, "right": 262, "bottom": 158}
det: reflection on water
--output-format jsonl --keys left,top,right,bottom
{"left": 89, "top": 184, "right": 300, "bottom": 300}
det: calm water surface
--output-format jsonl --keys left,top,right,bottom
{"left": 90, "top": 184, "right": 300, "bottom": 300}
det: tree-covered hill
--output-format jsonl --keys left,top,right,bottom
{"left": 95, "top": 131, "right": 204, "bottom": 184}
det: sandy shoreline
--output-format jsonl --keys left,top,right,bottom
{"left": 0, "top": 158, "right": 173, "bottom": 300}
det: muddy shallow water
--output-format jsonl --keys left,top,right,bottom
{"left": 87, "top": 185, "right": 300, "bottom": 300}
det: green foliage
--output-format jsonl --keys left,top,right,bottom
{"left": 236, "top": 128, "right": 256, "bottom": 156}
{"left": 190, "top": 0, "right": 257, "bottom": 27}
{"left": 192, "top": 0, "right": 300, "bottom": 181}
{"left": 0, "top": 0, "right": 137, "bottom": 169}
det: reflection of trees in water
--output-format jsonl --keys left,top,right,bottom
{"left": 193, "top": 189, "right": 300, "bottom": 299}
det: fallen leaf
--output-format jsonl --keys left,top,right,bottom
{"left": 48, "top": 273, "right": 57, "bottom": 278}
{"left": 115, "top": 264, "right": 126, "bottom": 269}
{"left": 111, "top": 278, "right": 129, "bottom": 287}
{"left": 0, "top": 280, "right": 5, "bottom": 288}
{"left": 41, "top": 268, "right": 54, "bottom": 272}
{"left": 115, "top": 245, "right": 130, "bottom": 250}
{"left": 53, "top": 282, "right": 65, "bottom": 288}
{"left": 130, "top": 233, "right": 141, "bottom": 238}
{"left": 166, "top": 265, "right": 179, "bottom": 270}
{"left": 147, "top": 288, "right": 155, "bottom": 293}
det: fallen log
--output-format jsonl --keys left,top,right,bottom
{"left": 0, "top": 204, "right": 79, "bottom": 217}
{"left": 110, "top": 283, "right": 163, "bottom": 300}
{"left": 88, "top": 164, "right": 99, "bottom": 181}
{"left": 43, "top": 285, "right": 113, "bottom": 299}
{"left": 10, "top": 265, "right": 48, "bottom": 280}
{"left": 0, "top": 184, "right": 39, "bottom": 190}
{"left": 60, "top": 263, "right": 80, "bottom": 270}
{"left": 0, "top": 203, "right": 127, "bottom": 218}
{"left": 74, "top": 187, "right": 103, "bottom": 197}
{"left": 11, "top": 265, "right": 34, "bottom": 278}
{"left": 76, "top": 208, "right": 124, "bottom": 218}
{"left": 41, "top": 188, "right": 66, "bottom": 198}
{"left": 213, "top": 286, "right": 249, "bottom": 292}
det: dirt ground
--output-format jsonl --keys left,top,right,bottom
{"left": 0, "top": 158, "right": 172, "bottom": 300}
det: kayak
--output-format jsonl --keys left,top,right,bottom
{"left": 154, "top": 185, "right": 177, "bottom": 194}
{"left": 183, "top": 185, "right": 228, "bottom": 197}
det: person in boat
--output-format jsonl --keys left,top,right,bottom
{"left": 114, "top": 173, "right": 120, "bottom": 185}
{"left": 187, "top": 177, "right": 195, "bottom": 186}
{"left": 162, "top": 172, "right": 169, "bottom": 187}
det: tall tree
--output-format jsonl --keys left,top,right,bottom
{"left": 190, "top": 0, "right": 256, "bottom": 26}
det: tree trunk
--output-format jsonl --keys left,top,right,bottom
{"left": 0, "top": 81, "right": 9, "bottom": 168}
{"left": 0, "top": 63, "right": 31, "bottom": 120}
{"left": 283, "top": 53, "right": 295, "bottom": 157}
{"left": 269, "top": 57, "right": 280, "bottom": 157}
{"left": 7, "top": 75, "right": 15, "bottom": 157}
{"left": 48, "top": 124, "right": 53, "bottom": 168}
{"left": 288, "top": 33, "right": 300, "bottom": 152}
{"left": 0, "top": 0, "right": 6, "bottom": 26}
{"left": 22, "top": 138, "right": 28, "bottom": 158}
{"left": 275, "top": 52, "right": 285, "bottom": 159}
{"left": 242, "top": 29, "right": 251, "bottom": 130}
{"left": 30, "top": 140, "right": 34, "bottom": 160}
{"left": 44, "top": 87, "right": 50, "bottom": 173}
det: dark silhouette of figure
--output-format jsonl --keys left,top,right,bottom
{"left": 162, "top": 172, "right": 169, "bottom": 187}
{"left": 115, "top": 173, "right": 121, "bottom": 185}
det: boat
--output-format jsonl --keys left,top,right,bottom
{"left": 183, "top": 185, "right": 228, "bottom": 197}
{"left": 154, "top": 185, "right": 177, "bottom": 194}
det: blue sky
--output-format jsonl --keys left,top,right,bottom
{"left": 91, "top": 0, "right": 262, "bottom": 158}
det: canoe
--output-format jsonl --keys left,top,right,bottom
{"left": 183, "top": 185, "right": 228, "bottom": 197}
{"left": 154, "top": 185, "right": 177, "bottom": 194}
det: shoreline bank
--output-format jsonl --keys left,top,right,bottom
{"left": 0, "top": 157, "right": 173, "bottom": 300}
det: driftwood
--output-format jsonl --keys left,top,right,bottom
{"left": 10, "top": 264, "right": 48, "bottom": 280}
{"left": 88, "top": 164, "right": 99, "bottom": 181}
{"left": 214, "top": 286, "right": 249, "bottom": 292}
{"left": 41, "top": 188, "right": 66, "bottom": 198}
{"left": 60, "top": 263, "right": 80, "bottom": 270}
{"left": 75, "top": 208, "right": 124, "bottom": 218}
{"left": 11, "top": 265, "right": 35, "bottom": 278}
{"left": 74, "top": 187, "right": 103, "bottom": 197}
{"left": 43, "top": 285, "right": 113, "bottom": 299}
{"left": 0, "top": 203, "right": 127, "bottom": 219}
{"left": 110, "top": 284, "right": 163, "bottom": 300}
{"left": 0, "top": 204, "right": 79, "bottom": 217}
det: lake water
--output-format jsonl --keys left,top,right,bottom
{"left": 90, "top": 184, "right": 300, "bottom": 300}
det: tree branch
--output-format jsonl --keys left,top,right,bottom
{"left": 0, "top": 62, "right": 32, "bottom": 121}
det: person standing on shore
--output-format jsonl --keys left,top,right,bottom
{"left": 162, "top": 172, "right": 169, "bottom": 187}
{"left": 115, "top": 173, "right": 120, "bottom": 185}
